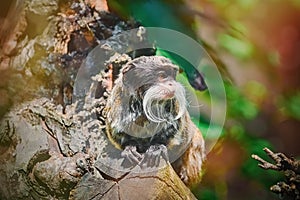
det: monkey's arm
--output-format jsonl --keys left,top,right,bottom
{"left": 172, "top": 115, "right": 206, "bottom": 187}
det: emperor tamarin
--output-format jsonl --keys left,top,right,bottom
{"left": 105, "top": 55, "right": 205, "bottom": 187}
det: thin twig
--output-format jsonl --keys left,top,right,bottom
{"left": 252, "top": 148, "right": 300, "bottom": 200}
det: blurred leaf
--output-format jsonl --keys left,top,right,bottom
{"left": 229, "top": 122, "right": 246, "bottom": 141}
{"left": 236, "top": 0, "right": 258, "bottom": 9}
{"left": 279, "top": 92, "right": 300, "bottom": 120}
{"left": 226, "top": 84, "right": 258, "bottom": 119}
{"left": 243, "top": 81, "right": 267, "bottom": 105}
{"left": 268, "top": 51, "right": 280, "bottom": 66}
{"left": 218, "top": 33, "right": 253, "bottom": 59}
{"left": 230, "top": 20, "right": 248, "bottom": 35}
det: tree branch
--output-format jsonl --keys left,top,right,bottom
{"left": 252, "top": 148, "right": 300, "bottom": 200}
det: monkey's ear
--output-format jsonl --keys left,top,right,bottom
{"left": 122, "top": 63, "right": 136, "bottom": 74}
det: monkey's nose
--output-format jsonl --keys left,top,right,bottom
{"left": 166, "top": 81, "right": 175, "bottom": 90}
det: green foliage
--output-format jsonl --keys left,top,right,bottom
{"left": 228, "top": 121, "right": 246, "bottom": 141}
{"left": 194, "top": 188, "right": 219, "bottom": 200}
{"left": 241, "top": 138, "right": 283, "bottom": 186}
{"left": 224, "top": 82, "right": 280, "bottom": 187}
{"left": 108, "top": 0, "right": 196, "bottom": 37}
{"left": 243, "top": 81, "right": 267, "bottom": 102}
{"left": 218, "top": 33, "right": 254, "bottom": 60}
{"left": 230, "top": 20, "right": 248, "bottom": 35}
{"left": 236, "top": 0, "right": 258, "bottom": 9}
{"left": 279, "top": 92, "right": 300, "bottom": 120}
{"left": 226, "top": 83, "right": 258, "bottom": 120}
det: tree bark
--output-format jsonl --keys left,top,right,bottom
{"left": 0, "top": 0, "right": 196, "bottom": 199}
{"left": 0, "top": 97, "right": 196, "bottom": 199}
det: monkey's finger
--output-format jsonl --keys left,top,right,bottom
{"left": 155, "top": 150, "right": 162, "bottom": 167}
{"left": 131, "top": 149, "right": 143, "bottom": 159}
{"left": 121, "top": 147, "right": 140, "bottom": 165}
{"left": 121, "top": 150, "right": 127, "bottom": 157}
{"left": 148, "top": 149, "right": 158, "bottom": 167}
{"left": 147, "top": 153, "right": 155, "bottom": 167}
{"left": 139, "top": 159, "right": 146, "bottom": 168}
{"left": 121, "top": 146, "right": 133, "bottom": 157}
{"left": 140, "top": 153, "right": 150, "bottom": 167}
{"left": 154, "top": 154, "right": 160, "bottom": 167}
{"left": 160, "top": 145, "right": 169, "bottom": 162}
{"left": 127, "top": 153, "right": 140, "bottom": 165}
{"left": 125, "top": 155, "right": 135, "bottom": 164}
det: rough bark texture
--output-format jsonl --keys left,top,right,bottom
{"left": 0, "top": 98, "right": 196, "bottom": 199}
{"left": 0, "top": 0, "right": 196, "bottom": 199}
{"left": 252, "top": 148, "right": 300, "bottom": 200}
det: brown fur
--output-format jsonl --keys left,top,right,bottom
{"left": 105, "top": 56, "right": 206, "bottom": 186}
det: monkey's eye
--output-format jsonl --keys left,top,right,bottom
{"left": 158, "top": 71, "right": 168, "bottom": 80}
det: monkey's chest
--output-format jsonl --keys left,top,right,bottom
{"left": 122, "top": 115, "right": 166, "bottom": 138}
{"left": 111, "top": 119, "right": 179, "bottom": 153}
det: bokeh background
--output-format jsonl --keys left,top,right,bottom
{"left": 107, "top": 0, "right": 300, "bottom": 199}
{"left": 1, "top": 0, "right": 300, "bottom": 199}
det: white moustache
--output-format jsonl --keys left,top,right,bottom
{"left": 143, "top": 82, "right": 186, "bottom": 123}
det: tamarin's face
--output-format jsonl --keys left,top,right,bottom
{"left": 122, "top": 56, "right": 186, "bottom": 123}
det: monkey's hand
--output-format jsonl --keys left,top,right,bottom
{"left": 121, "top": 146, "right": 143, "bottom": 165}
{"left": 140, "top": 144, "right": 169, "bottom": 168}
